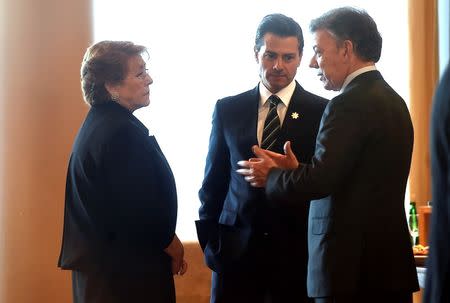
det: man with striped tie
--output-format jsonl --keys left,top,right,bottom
{"left": 196, "top": 13, "right": 328, "bottom": 303}
{"left": 238, "top": 8, "right": 419, "bottom": 303}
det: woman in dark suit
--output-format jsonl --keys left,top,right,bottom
{"left": 58, "top": 40, "right": 187, "bottom": 303}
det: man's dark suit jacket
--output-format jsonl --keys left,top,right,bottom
{"left": 424, "top": 63, "right": 450, "bottom": 303}
{"left": 266, "top": 71, "right": 419, "bottom": 297}
{"left": 58, "top": 102, "right": 177, "bottom": 298}
{"left": 197, "top": 81, "right": 327, "bottom": 275}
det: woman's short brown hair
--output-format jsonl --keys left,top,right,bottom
{"left": 80, "top": 40, "right": 147, "bottom": 106}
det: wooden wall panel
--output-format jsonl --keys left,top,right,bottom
{"left": 0, "top": 0, "right": 91, "bottom": 301}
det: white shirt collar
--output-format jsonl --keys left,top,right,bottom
{"left": 259, "top": 80, "right": 296, "bottom": 107}
{"left": 340, "top": 65, "right": 377, "bottom": 92}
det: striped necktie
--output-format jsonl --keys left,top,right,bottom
{"left": 261, "top": 95, "right": 281, "bottom": 150}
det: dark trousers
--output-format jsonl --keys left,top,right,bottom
{"left": 72, "top": 267, "right": 175, "bottom": 303}
{"left": 314, "top": 292, "right": 413, "bottom": 303}
{"left": 210, "top": 231, "right": 311, "bottom": 303}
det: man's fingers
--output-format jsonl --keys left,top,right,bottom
{"left": 283, "top": 141, "right": 291, "bottom": 155}
{"left": 252, "top": 145, "right": 271, "bottom": 159}
{"left": 244, "top": 175, "right": 255, "bottom": 182}
{"left": 250, "top": 181, "right": 264, "bottom": 188}
{"left": 237, "top": 158, "right": 260, "bottom": 166}
{"left": 254, "top": 145, "right": 285, "bottom": 160}
{"left": 283, "top": 140, "right": 299, "bottom": 167}
{"left": 237, "top": 160, "right": 251, "bottom": 168}
{"left": 236, "top": 168, "right": 253, "bottom": 176}
{"left": 284, "top": 141, "right": 295, "bottom": 159}
{"left": 263, "top": 149, "right": 283, "bottom": 158}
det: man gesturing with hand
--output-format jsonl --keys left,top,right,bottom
{"left": 238, "top": 7, "right": 418, "bottom": 303}
{"left": 238, "top": 141, "right": 298, "bottom": 188}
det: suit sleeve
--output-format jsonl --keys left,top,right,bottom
{"left": 266, "top": 97, "right": 366, "bottom": 202}
{"left": 197, "top": 102, "right": 230, "bottom": 249}
{"left": 102, "top": 125, "right": 176, "bottom": 254}
{"left": 424, "top": 63, "right": 450, "bottom": 302}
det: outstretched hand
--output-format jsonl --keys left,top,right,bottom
{"left": 237, "top": 141, "right": 299, "bottom": 187}
{"left": 258, "top": 141, "right": 299, "bottom": 169}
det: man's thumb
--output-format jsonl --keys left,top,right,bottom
{"left": 283, "top": 141, "right": 295, "bottom": 159}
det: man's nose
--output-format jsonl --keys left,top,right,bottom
{"left": 273, "top": 57, "right": 284, "bottom": 70}
{"left": 146, "top": 74, "right": 153, "bottom": 85}
{"left": 309, "top": 56, "right": 318, "bottom": 68}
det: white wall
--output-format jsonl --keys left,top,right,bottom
{"left": 94, "top": 0, "right": 410, "bottom": 241}
{"left": 438, "top": 0, "right": 450, "bottom": 73}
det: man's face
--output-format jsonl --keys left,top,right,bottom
{"left": 310, "top": 29, "right": 349, "bottom": 91}
{"left": 255, "top": 33, "right": 302, "bottom": 94}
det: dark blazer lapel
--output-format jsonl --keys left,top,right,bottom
{"left": 281, "top": 82, "right": 304, "bottom": 130}
{"left": 277, "top": 82, "right": 323, "bottom": 162}
{"left": 237, "top": 85, "right": 260, "bottom": 149}
{"left": 277, "top": 82, "right": 305, "bottom": 150}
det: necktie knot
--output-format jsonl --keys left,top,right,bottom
{"left": 268, "top": 95, "right": 281, "bottom": 107}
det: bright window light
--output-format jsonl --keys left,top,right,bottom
{"left": 93, "top": 0, "right": 409, "bottom": 241}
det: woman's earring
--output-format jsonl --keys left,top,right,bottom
{"left": 111, "top": 93, "right": 120, "bottom": 102}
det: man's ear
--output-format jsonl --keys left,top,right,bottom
{"left": 343, "top": 40, "right": 354, "bottom": 58}
{"left": 254, "top": 47, "right": 260, "bottom": 63}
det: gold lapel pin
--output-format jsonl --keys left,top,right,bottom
{"left": 291, "top": 112, "right": 299, "bottom": 119}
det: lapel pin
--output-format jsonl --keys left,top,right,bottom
{"left": 291, "top": 112, "right": 299, "bottom": 119}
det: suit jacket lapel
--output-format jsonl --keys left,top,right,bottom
{"left": 238, "top": 85, "right": 260, "bottom": 149}
{"left": 276, "top": 82, "right": 304, "bottom": 151}
{"left": 282, "top": 82, "right": 304, "bottom": 129}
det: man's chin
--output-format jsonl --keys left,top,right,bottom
{"left": 323, "top": 82, "right": 339, "bottom": 92}
{"left": 268, "top": 81, "right": 288, "bottom": 93}
{"left": 322, "top": 81, "right": 331, "bottom": 90}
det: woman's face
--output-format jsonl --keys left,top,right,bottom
{"left": 113, "top": 55, "right": 153, "bottom": 112}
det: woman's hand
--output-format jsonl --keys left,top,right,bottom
{"left": 164, "top": 234, "right": 187, "bottom": 275}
